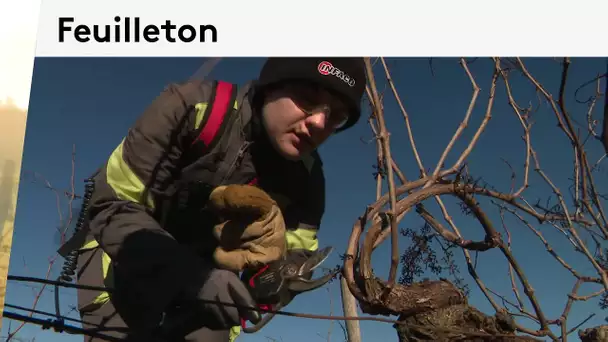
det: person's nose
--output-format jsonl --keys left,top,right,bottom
{"left": 305, "top": 111, "right": 327, "bottom": 132}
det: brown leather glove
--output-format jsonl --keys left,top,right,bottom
{"left": 207, "top": 184, "right": 287, "bottom": 272}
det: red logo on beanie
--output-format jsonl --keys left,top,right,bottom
{"left": 318, "top": 61, "right": 333, "bottom": 75}
{"left": 317, "top": 61, "right": 356, "bottom": 87}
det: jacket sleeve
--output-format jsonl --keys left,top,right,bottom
{"left": 283, "top": 151, "right": 326, "bottom": 251}
{"left": 86, "top": 80, "right": 216, "bottom": 316}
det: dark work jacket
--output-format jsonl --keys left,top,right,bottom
{"left": 79, "top": 79, "right": 325, "bottom": 319}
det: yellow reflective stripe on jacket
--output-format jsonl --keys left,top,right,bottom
{"left": 106, "top": 139, "right": 154, "bottom": 208}
{"left": 80, "top": 240, "right": 112, "bottom": 308}
{"left": 84, "top": 137, "right": 153, "bottom": 309}
{"left": 286, "top": 228, "right": 318, "bottom": 251}
{"left": 195, "top": 103, "right": 207, "bottom": 129}
{"left": 229, "top": 326, "right": 241, "bottom": 342}
{"left": 194, "top": 100, "right": 239, "bottom": 130}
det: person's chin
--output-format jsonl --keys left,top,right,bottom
{"left": 269, "top": 134, "right": 300, "bottom": 160}
{"left": 278, "top": 145, "right": 303, "bottom": 161}
{"left": 274, "top": 138, "right": 310, "bottom": 160}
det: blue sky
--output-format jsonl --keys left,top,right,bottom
{"left": 2, "top": 57, "right": 608, "bottom": 342}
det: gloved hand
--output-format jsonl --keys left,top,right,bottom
{"left": 195, "top": 268, "right": 262, "bottom": 328}
{"left": 207, "top": 184, "right": 287, "bottom": 272}
{"left": 166, "top": 259, "right": 263, "bottom": 333}
{"left": 240, "top": 249, "right": 315, "bottom": 307}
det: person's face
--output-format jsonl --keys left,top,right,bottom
{"left": 260, "top": 81, "right": 350, "bottom": 161}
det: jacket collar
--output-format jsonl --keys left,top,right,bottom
{"left": 239, "top": 80, "right": 266, "bottom": 144}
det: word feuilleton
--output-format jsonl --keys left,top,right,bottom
{"left": 58, "top": 16, "right": 218, "bottom": 43}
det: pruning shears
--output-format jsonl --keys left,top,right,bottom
{"left": 241, "top": 246, "right": 338, "bottom": 333}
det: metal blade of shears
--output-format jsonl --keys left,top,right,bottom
{"left": 298, "top": 246, "right": 333, "bottom": 276}
{"left": 287, "top": 267, "right": 339, "bottom": 293}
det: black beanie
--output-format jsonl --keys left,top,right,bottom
{"left": 256, "top": 57, "right": 367, "bottom": 131}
